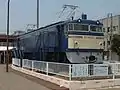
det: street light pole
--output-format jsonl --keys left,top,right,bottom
{"left": 6, "top": 0, "right": 10, "bottom": 72}
{"left": 37, "top": 0, "right": 39, "bottom": 29}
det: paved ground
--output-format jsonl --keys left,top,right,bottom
{"left": 0, "top": 64, "right": 52, "bottom": 90}
{"left": 100, "top": 88, "right": 120, "bottom": 90}
{"left": 105, "top": 88, "right": 120, "bottom": 90}
{"left": 96, "top": 88, "right": 120, "bottom": 90}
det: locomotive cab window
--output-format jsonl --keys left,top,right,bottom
{"left": 74, "top": 24, "right": 88, "bottom": 31}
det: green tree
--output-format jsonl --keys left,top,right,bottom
{"left": 111, "top": 34, "right": 120, "bottom": 56}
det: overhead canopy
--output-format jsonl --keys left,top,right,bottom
{"left": 0, "top": 46, "right": 14, "bottom": 51}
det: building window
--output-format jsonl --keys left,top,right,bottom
{"left": 103, "top": 41, "right": 105, "bottom": 46}
{"left": 113, "top": 26, "right": 116, "bottom": 31}
{"left": 109, "top": 36, "right": 112, "bottom": 40}
{"left": 107, "top": 41, "right": 110, "bottom": 45}
{"left": 116, "top": 26, "right": 118, "bottom": 31}
{"left": 103, "top": 28, "right": 105, "bottom": 32}
{"left": 107, "top": 27, "right": 110, "bottom": 32}
{"left": 113, "top": 26, "right": 118, "bottom": 31}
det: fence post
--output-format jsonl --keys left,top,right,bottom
{"left": 19, "top": 59, "right": 21, "bottom": 67}
{"left": 22, "top": 59, "right": 24, "bottom": 69}
{"left": 113, "top": 64, "right": 115, "bottom": 80}
{"left": 16, "top": 58, "right": 18, "bottom": 66}
{"left": 12, "top": 58, "right": 14, "bottom": 66}
{"left": 12, "top": 58, "right": 15, "bottom": 67}
{"left": 32, "top": 61, "right": 34, "bottom": 71}
{"left": 17, "top": 59, "right": 19, "bottom": 66}
{"left": 46, "top": 62, "right": 48, "bottom": 75}
{"left": 12, "top": 58, "right": 13, "bottom": 65}
{"left": 69, "top": 64, "right": 72, "bottom": 81}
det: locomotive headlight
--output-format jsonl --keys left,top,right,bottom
{"left": 78, "top": 19, "right": 81, "bottom": 22}
{"left": 74, "top": 41, "right": 79, "bottom": 48}
{"left": 96, "top": 20, "right": 100, "bottom": 24}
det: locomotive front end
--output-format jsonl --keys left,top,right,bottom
{"left": 65, "top": 19, "right": 104, "bottom": 64}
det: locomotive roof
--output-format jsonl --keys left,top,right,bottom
{"left": 18, "top": 19, "right": 103, "bottom": 37}
{"left": 69, "top": 19, "right": 103, "bottom": 25}
{"left": 39, "top": 19, "right": 103, "bottom": 30}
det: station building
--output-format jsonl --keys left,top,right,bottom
{"left": 0, "top": 34, "right": 16, "bottom": 64}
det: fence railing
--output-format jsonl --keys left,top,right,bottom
{"left": 12, "top": 58, "right": 120, "bottom": 80}
{"left": 12, "top": 58, "right": 21, "bottom": 67}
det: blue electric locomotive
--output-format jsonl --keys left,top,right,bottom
{"left": 13, "top": 17, "right": 104, "bottom": 64}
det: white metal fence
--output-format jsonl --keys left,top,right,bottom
{"left": 12, "top": 58, "right": 120, "bottom": 80}
{"left": 12, "top": 58, "right": 21, "bottom": 67}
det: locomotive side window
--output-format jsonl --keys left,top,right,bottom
{"left": 97, "top": 27, "right": 102, "bottom": 32}
{"left": 66, "top": 24, "right": 68, "bottom": 30}
{"left": 90, "top": 26, "right": 96, "bottom": 31}
{"left": 69, "top": 24, "right": 73, "bottom": 30}
{"left": 64, "top": 24, "right": 68, "bottom": 37}
{"left": 74, "top": 24, "right": 88, "bottom": 31}
{"left": 90, "top": 25, "right": 102, "bottom": 32}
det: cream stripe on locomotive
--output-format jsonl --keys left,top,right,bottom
{"left": 68, "top": 35, "right": 104, "bottom": 49}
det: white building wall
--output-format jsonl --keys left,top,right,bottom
{"left": 99, "top": 15, "right": 120, "bottom": 61}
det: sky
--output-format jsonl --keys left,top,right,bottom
{"left": 0, "top": 0, "right": 120, "bottom": 34}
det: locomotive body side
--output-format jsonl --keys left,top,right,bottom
{"left": 14, "top": 21, "right": 70, "bottom": 63}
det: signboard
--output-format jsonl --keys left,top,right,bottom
{"left": 93, "top": 64, "right": 108, "bottom": 76}
{"left": 72, "top": 64, "right": 88, "bottom": 77}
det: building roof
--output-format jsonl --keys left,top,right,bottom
{"left": 70, "top": 19, "right": 103, "bottom": 25}
{"left": 0, "top": 34, "right": 16, "bottom": 40}
{"left": 99, "top": 14, "right": 120, "bottom": 21}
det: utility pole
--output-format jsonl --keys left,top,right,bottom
{"left": 106, "top": 14, "right": 109, "bottom": 60}
{"left": 107, "top": 13, "right": 113, "bottom": 61}
{"left": 37, "top": 0, "right": 39, "bottom": 29}
{"left": 110, "top": 13, "right": 113, "bottom": 61}
{"left": 6, "top": 0, "right": 10, "bottom": 72}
